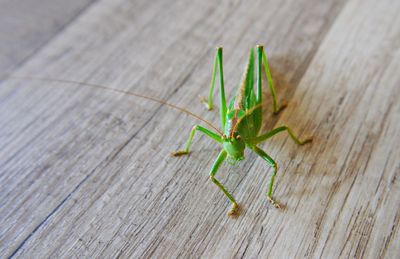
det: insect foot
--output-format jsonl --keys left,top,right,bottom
{"left": 273, "top": 102, "right": 288, "bottom": 115}
{"left": 301, "top": 137, "right": 313, "bottom": 145}
{"left": 199, "top": 95, "right": 212, "bottom": 110}
{"left": 267, "top": 196, "right": 282, "bottom": 209}
{"left": 171, "top": 150, "right": 190, "bottom": 156}
{"left": 227, "top": 203, "right": 241, "bottom": 218}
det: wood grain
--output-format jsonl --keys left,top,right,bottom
{"left": 0, "top": 0, "right": 97, "bottom": 77}
{"left": 0, "top": 0, "right": 399, "bottom": 258}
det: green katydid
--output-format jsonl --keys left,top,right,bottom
{"left": 8, "top": 45, "right": 311, "bottom": 218}
{"left": 172, "top": 45, "right": 312, "bottom": 217}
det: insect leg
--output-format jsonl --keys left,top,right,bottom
{"left": 200, "top": 47, "right": 227, "bottom": 131}
{"left": 257, "top": 45, "right": 287, "bottom": 114}
{"left": 250, "top": 145, "right": 281, "bottom": 208}
{"left": 199, "top": 50, "right": 218, "bottom": 110}
{"left": 171, "top": 125, "right": 222, "bottom": 156}
{"left": 256, "top": 45, "right": 263, "bottom": 105}
{"left": 254, "top": 125, "right": 312, "bottom": 145}
{"left": 209, "top": 150, "right": 240, "bottom": 217}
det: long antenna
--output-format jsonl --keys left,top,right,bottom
{"left": 7, "top": 76, "right": 223, "bottom": 136}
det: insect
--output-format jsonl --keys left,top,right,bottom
{"left": 171, "top": 45, "right": 312, "bottom": 217}
{"left": 9, "top": 45, "right": 311, "bottom": 218}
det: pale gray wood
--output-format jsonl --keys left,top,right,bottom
{"left": 0, "top": 0, "right": 399, "bottom": 258}
{"left": 0, "top": 0, "right": 97, "bottom": 77}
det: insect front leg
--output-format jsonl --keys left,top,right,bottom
{"left": 254, "top": 125, "right": 313, "bottom": 145}
{"left": 171, "top": 125, "right": 222, "bottom": 156}
{"left": 209, "top": 150, "right": 240, "bottom": 218}
{"left": 249, "top": 145, "right": 281, "bottom": 209}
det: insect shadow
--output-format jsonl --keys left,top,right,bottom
{"left": 263, "top": 56, "right": 340, "bottom": 204}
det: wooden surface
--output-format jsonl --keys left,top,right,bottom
{"left": 0, "top": 0, "right": 399, "bottom": 258}
{"left": 0, "top": 0, "right": 96, "bottom": 77}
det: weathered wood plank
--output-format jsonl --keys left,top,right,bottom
{"left": 0, "top": 0, "right": 97, "bottom": 77}
{"left": 0, "top": 0, "right": 399, "bottom": 258}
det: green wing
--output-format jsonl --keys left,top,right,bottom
{"left": 226, "top": 47, "right": 262, "bottom": 138}
{"left": 228, "top": 48, "right": 257, "bottom": 111}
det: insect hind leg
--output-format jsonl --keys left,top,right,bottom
{"left": 199, "top": 48, "right": 228, "bottom": 132}
{"left": 256, "top": 45, "right": 287, "bottom": 115}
